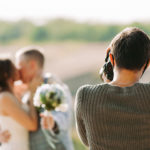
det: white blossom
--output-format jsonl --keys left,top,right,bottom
{"left": 33, "top": 84, "right": 66, "bottom": 111}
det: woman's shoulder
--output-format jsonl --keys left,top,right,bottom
{"left": 0, "top": 91, "right": 13, "bottom": 98}
{"left": 77, "top": 83, "right": 108, "bottom": 94}
{"left": 0, "top": 91, "right": 15, "bottom": 103}
{"left": 75, "top": 84, "right": 108, "bottom": 112}
{"left": 76, "top": 83, "right": 108, "bottom": 101}
{"left": 0, "top": 91, "right": 11, "bottom": 97}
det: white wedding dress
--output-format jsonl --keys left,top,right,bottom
{"left": 0, "top": 92, "right": 29, "bottom": 150}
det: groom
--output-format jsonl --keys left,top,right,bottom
{"left": 15, "top": 46, "right": 74, "bottom": 150}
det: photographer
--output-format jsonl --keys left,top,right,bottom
{"left": 75, "top": 27, "right": 150, "bottom": 150}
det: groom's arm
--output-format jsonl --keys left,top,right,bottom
{"left": 40, "top": 109, "right": 70, "bottom": 135}
{"left": 51, "top": 110, "right": 70, "bottom": 132}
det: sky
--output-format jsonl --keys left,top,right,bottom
{"left": 0, "top": 0, "right": 150, "bottom": 23}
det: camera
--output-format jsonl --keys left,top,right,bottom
{"left": 99, "top": 50, "right": 114, "bottom": 81}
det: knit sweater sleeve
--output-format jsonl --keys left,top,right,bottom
{"left": 75, "top": 86, "right": 89, "bottom": 147}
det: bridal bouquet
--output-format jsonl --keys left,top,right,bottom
{"left": 33, "top": 83, "right": 66, "bottom": 149}
{"left": 34, "top": 84, "right": 65, "bottom": 111}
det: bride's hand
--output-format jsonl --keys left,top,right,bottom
{"left": 0, "top": 128, "right": 11, "bottom": 143}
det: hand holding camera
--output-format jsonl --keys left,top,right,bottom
{"left": 99, "top": 48, "right": 114, "bottom": 82}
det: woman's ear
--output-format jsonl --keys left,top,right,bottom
{"left": 141, "top": 60, "right": 150, "bottom": 77}
{"left": 106, "top": 47, "right": 111, "bottom": 54}
{"left": 147, "top": 60, "right": 150, "bottom": 68}
{"left": 143, "top": 60, "right": 150, "bottom": 72}
{"left": 109, "top": 53, "right": 115, "bottom": 66}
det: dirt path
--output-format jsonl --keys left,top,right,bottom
{"left": 44, "top": 43, "right": 107, "bottom": 79}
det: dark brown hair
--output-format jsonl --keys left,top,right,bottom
{"left": 0, "top": 59, "right": 16, "bottom": 92}
{"left": 110, "top": 27, "right": 150, "bottom": 70}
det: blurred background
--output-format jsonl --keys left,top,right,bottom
{"left": 0, "top": 0, "right": 150, "bottom": 149}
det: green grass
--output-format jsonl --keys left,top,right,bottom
{"left": 72, "top": 129, "right": 88, "bottom": 150}
{"left": 64, "top": 71, "right": 102, "bottom": 96}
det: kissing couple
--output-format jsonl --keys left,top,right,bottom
{"left": 0, "top": 46, "right": 74, "bottom": 150}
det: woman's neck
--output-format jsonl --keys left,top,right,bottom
{"left": 110, "top": 68, "right": 141, "bottom": 87}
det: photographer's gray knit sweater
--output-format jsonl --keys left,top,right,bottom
{"left": 75, "top": 83, "right": 150, "bottom": 150}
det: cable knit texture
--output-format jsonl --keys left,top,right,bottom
{"left": 75, "top": 83, "right": 150, "bottom": 150}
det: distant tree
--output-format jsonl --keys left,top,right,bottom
{"left": 30, "top": 26, "right": 49, "bottom": 42}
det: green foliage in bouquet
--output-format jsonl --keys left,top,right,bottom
{"left": 34, "top": 84, "right": 65, "bottom": 111}
{"left": 40, "top": 91, "right": 62, "bottom": 111}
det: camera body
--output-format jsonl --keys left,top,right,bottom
{"left": 99, "top": 50, "right": 114, "bottom": 81}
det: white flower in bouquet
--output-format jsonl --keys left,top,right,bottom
{"left": 33, "top": 84, "right": 66, "bottom": 111}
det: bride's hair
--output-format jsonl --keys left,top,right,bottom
{"left": 0, "top": 59, "right": 16, "bottom": 92}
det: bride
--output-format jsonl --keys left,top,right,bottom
{"left": 0, "top": 59, "right": 37, "bottom": 150}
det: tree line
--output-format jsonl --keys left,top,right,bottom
{"left": 0, "top": 19, "right": 150, "bottom": 43}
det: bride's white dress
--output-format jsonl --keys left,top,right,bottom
{"left": 0, "top": 92, "right": 29, "bottom": 150}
